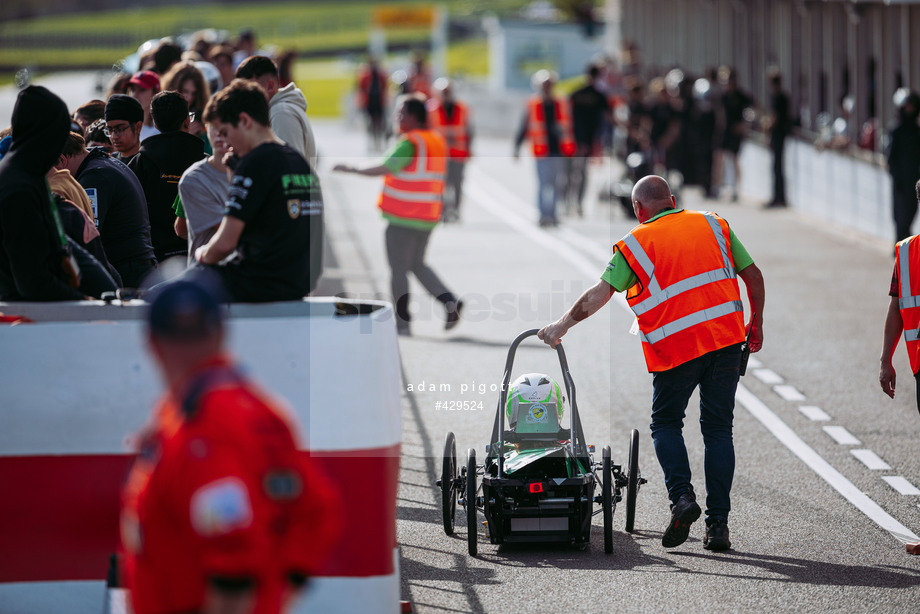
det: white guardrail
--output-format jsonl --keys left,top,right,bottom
{"left": 0, "top": 297, "right": 403, "bottom": 614}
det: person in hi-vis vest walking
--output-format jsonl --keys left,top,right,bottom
{"left": 538, "top": 175, "right": 765, "bottom": 553}
{"left": 334, "top": 95, "right": 463, "bottom": 336}
{"left": 514, "top": 70, "right": 576, "bottom": 227}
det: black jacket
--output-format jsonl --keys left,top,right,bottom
{"left": 129, "top": 131, "right": 205, "bottom": 262}
{"left": 888, "top": 115, "right": 920, "bottom": 192}
{"left": 76, "top": 148, "right": 156, "bottom": 268}
{"left": 0, "top": 86, "right": 85, "bottom": 301}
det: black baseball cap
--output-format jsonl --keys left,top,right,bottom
{"left": 146, "top": 277, "right": 226, "bottom": 340}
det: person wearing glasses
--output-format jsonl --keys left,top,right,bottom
{"left": 104, "top": 94, "right": 145, "bottom": 163}
{"left": 128, "top": 91, "right": 206, "bottom": 263}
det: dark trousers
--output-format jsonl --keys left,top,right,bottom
{"left": 443, "top": 160, "right": 466, "bottom": 219}
{"left": 115, "top": 256, "right": 158, "bottom": 289}
{"left": 650, "top": 343, "right": 743, "bottom": 523}
{"left": 770, "top": 134, "right": 787, "bottom": 205}
{"left": 385, "top": 224, "right": 456, "bottom": 328}
{"left": 893, "top": 186, "right": 919, "bottom": 242}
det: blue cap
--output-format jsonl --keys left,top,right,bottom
{"left": 146, "top": 277, "right": 225, "bottom": 339}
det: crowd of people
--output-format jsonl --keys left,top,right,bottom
{"left": 0, "top": 30, "right": 324, "bottom": 304}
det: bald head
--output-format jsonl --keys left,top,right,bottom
{"left": 631, "top": 175, "right": 675, "bottom": 222}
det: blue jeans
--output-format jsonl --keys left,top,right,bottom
{"left": 649, "top": 343, "right": 742, "bottom": 523}
{"left": 535, "top": 156, "right": 563, "bottom": 222}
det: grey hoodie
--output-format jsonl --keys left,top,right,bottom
{"left": 270, "top": 83, "right": 317, "bottom": 170}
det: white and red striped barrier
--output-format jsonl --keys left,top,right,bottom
{"left": 0, "top": 298, "right": 402, "bottom": 613}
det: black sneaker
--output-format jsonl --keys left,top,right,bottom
{"left": 445, "top": 300, "right": 463, "bottom": 331}
{"left": 703, "top": 519, "right": 731, "bottom": 552}
{"left": 661, "top": 493, "right": 701, "bottom": 548}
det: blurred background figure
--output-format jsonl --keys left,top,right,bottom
{"left": 208, "top": 45, "right": 236, "bottom": 90}
{"left": 162, "top": 60, "right": 212, "bottom": 152}
{"left": 713, "top": 66, "right": 752, "bottom": 202}
{"left": 887, "top": 88, "right": 920, "bottom": 243}
{"left": 427, "top": 78, "right": 472, "bottom": 223}
{"left": 127, "top": 70, "right": 162, "bottom": 141}
{"left": 567, "top": 62, "right": 611, "bottom": 216}
{"left": 765, "top": 69, "right": 791, "bottom": 208}
{"left": 514, "top": 69, "right": 576, "bottom": 227}
{"left": 72, "top": 99, "right": 105, "bottom": 136}
{"left": 405, "top": 50, "right": 432, "bottom": 99}
{"left": 356, "top": 55, "right": 389, "bottom": 153}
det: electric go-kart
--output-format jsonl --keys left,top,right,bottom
{"left": 438, "top": 329, "right": 645, "bottom": 556}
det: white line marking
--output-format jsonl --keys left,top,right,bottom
{"left": 851, "top": 449, "right": 892, "bottom": 470}
{"left": 747, "top": 356, "right": 763, "bottom": 369}
{"left": 883, "top": 476, "right": 920, "bottom": 496}
{"left": 753, "top": 368, "right": 784, "bottom": 384}
{"left": 773, "top": 385, "right": 806, "bottom": 401}
{"left": 735, "top": 385, "right": 918, "bottom": 544}
{"left": 823, "top": 426, "right": 861, "bottom": 445}
{"left": 798, "top": 405, "right": 831, "bottom": 421}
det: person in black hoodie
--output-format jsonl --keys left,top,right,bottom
{"left": 888, "top": 90, "right": 920, "bottom": 244}
{"left": 0, "top": 85, "right": 116, "bottom": 301}
{"left": 129, "top": 91, "right": 205, "bottom": 263}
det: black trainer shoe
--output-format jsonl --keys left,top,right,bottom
{"left": 445, "top": 300, "right": 464, "bottom": 331}
{"left": 703, "top": 519, "right": 731, "bottom": 552}
{"left": 661, "top": 493, "right": 701, "bottom": 548}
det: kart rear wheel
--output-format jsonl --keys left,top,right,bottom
{"left": 466, "top": 448, "right": 478, "bottom": 556}
{"left": 602, "top": 445, "right": 613, "bottom": 554}
{"left": 441, "top": 432, "right": 457, "bottom": 535}
{"left": 625, "top": 429, "right": 640, "bottom": 533}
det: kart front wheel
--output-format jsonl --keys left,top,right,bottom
{"left": 441, "top": 432, "right": 458, "bottom": 535}
{"left": 625, "top": 429, "right": 640, "bottom": 533}
{"left": 602, "top": 445, "right": 613, "bottom": 554}
{"left": 466, "top": 448, "right": 478, "bottom": 556}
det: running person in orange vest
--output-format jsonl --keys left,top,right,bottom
{"left": 427, "top": 78, "right": 472, "bottom": 223}
{"left": 333, "top": 95, "right": 463, "bottom": 336}
{"left": 514, "top": 70, "right": 576, "bottom": 227}
{"left": 538, "top": 175, "right": 765, "bottom": 552}
{"left": 879, "top": 229, "right": 920, "bottom": 554}
{"left": 121, "top": 275, "right": 342, "bottom": 613}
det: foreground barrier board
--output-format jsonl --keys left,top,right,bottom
{"left": 0, "top": 298, "right": 402, "bottom": 614}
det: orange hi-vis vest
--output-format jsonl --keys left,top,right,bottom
{"left": 527, "top": 96, "right": 576, "bottom": 158}
{"left": 896, "top": 236, "right": 920, "bottom": 374}
{"left": 615, "top": 210, "right": 747, "bottom": 372}
{"left": 378, "top": 129, "right": 446, "bottom": 223}
{"left": 427, "top": 100, "right": 470, "bottom": 160}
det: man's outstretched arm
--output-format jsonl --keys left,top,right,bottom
{"left": 538, "top": 280, "right": 616, "bottom": 347}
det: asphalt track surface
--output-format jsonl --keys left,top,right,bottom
{"left": 315, "top": 121, "right": 920, "bottom": 613}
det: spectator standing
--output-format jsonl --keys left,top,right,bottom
{"left": 127, "top": 70, "right": 162, "bottom": 141}
{"left": 567, "top": 63, "right": 611, "bottom": 216}
{"left": 130, "top": 91, "right": 205, "bottom": 263}
{"left": 236, "top": 56, "right": 318, "bottom": 170}
{"left": 121, "top": 277, "right": 341, "bottom": 614}
{"left": 427, "top": 78, "right": 472, "bottom": 223}
{"left": 405, "top": 51, "right": 432, "bottom": 99}
{"left": 514, "top": 70, "right": 576, "bottom": 227}
{"left": 765, "top": 70, "right": 791, "bottom": 208}
{"left": 0, "top": 86, "right": 100, "bottom": 300}
{"left": 162, "top": 60, "right": 213, "bottom": 149}
{"left": 57, "top": 132, "right": 157, "bottom": 288}
{"left": 104, "top": 94, "right": 145, "bottom": 163}
{"left": 209, "top": 45, "right": 236, "bottom": 90}
{"left": 887, "top": 91, "right": 920, "bottom": 243}
{"left": 333, "top": 95, "right": 463, "bottom": 335}
{"left": 177, "top": 122, "right": 231, "bottom": 265}
{"left": 232, "top": 29, "right": 258, "bottom": 71}
{"left": 195, "top": 80, "right": 325, "bottom": 302}
{"left": 539, "top": 175, "right": 765, "bottom": 553}
{"left": 714, "top": 68, "right": 753, "bottom": 202}
{"left": 356, "top": 56, "right": 389, "bottom": 152}
{"left": 151, "top": 40, "right": 183, "bottom": 77}
{"left": 72, "top": 99, "right": 105, "bottom": 135}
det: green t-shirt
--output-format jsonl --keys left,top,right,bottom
{"left": 380, "top": 137, "right": 437, "bottom": 231}
{"left": 600, "top": 209, "right": 754, "bottom": 292}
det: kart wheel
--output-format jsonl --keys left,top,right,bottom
{"left": 602, "top": 445, "right": 613, "bottom": 554}
{"left": 466, "top": 448, "right": 478, "bottom": 556}
{"left": 441, "top": 432, "right": 457, "bottom": 535}
{"left": 625, "top": 429, "right": 640, "bottom": 533}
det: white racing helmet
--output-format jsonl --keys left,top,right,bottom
{"left": 505, "top": 373, "right": 564, "bottom": 428}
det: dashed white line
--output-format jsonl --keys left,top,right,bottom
{"left": 753, "top": 368, "right": 783, "bottom": 384}
{"left": 747, "top": 356, "right": 763, "bottom": 369}
{"left": 883, "top": 476, "right": 920, "bottom": 496}
{"left": 851, "top": 449, "right": 892, "bottom": 470}
{"left": 735, "top": 385, "right": 918, "bottom": 544}
{"left": 823, "top": 425, "right": 861, "bottom": 445}
{"left": 774, "top": 385, "right": 806, "bottom": 401}
{"left": 798, "top": 405, "right": 831, "bottom": 421}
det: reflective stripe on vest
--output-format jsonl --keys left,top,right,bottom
{"left": 527, "top": 97, "right": 576, "bottom": 158}
{"left": 896, "top": 236, "right": 920, "bottom": 372}
{"left": 616, "top": 210, "right": 746, "bottom": 372}
{"left": 428, "top": 101, "right": 469, "bottom": 159}
{"left": 378, "top": 130, "right": 446, "bottom": 223}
